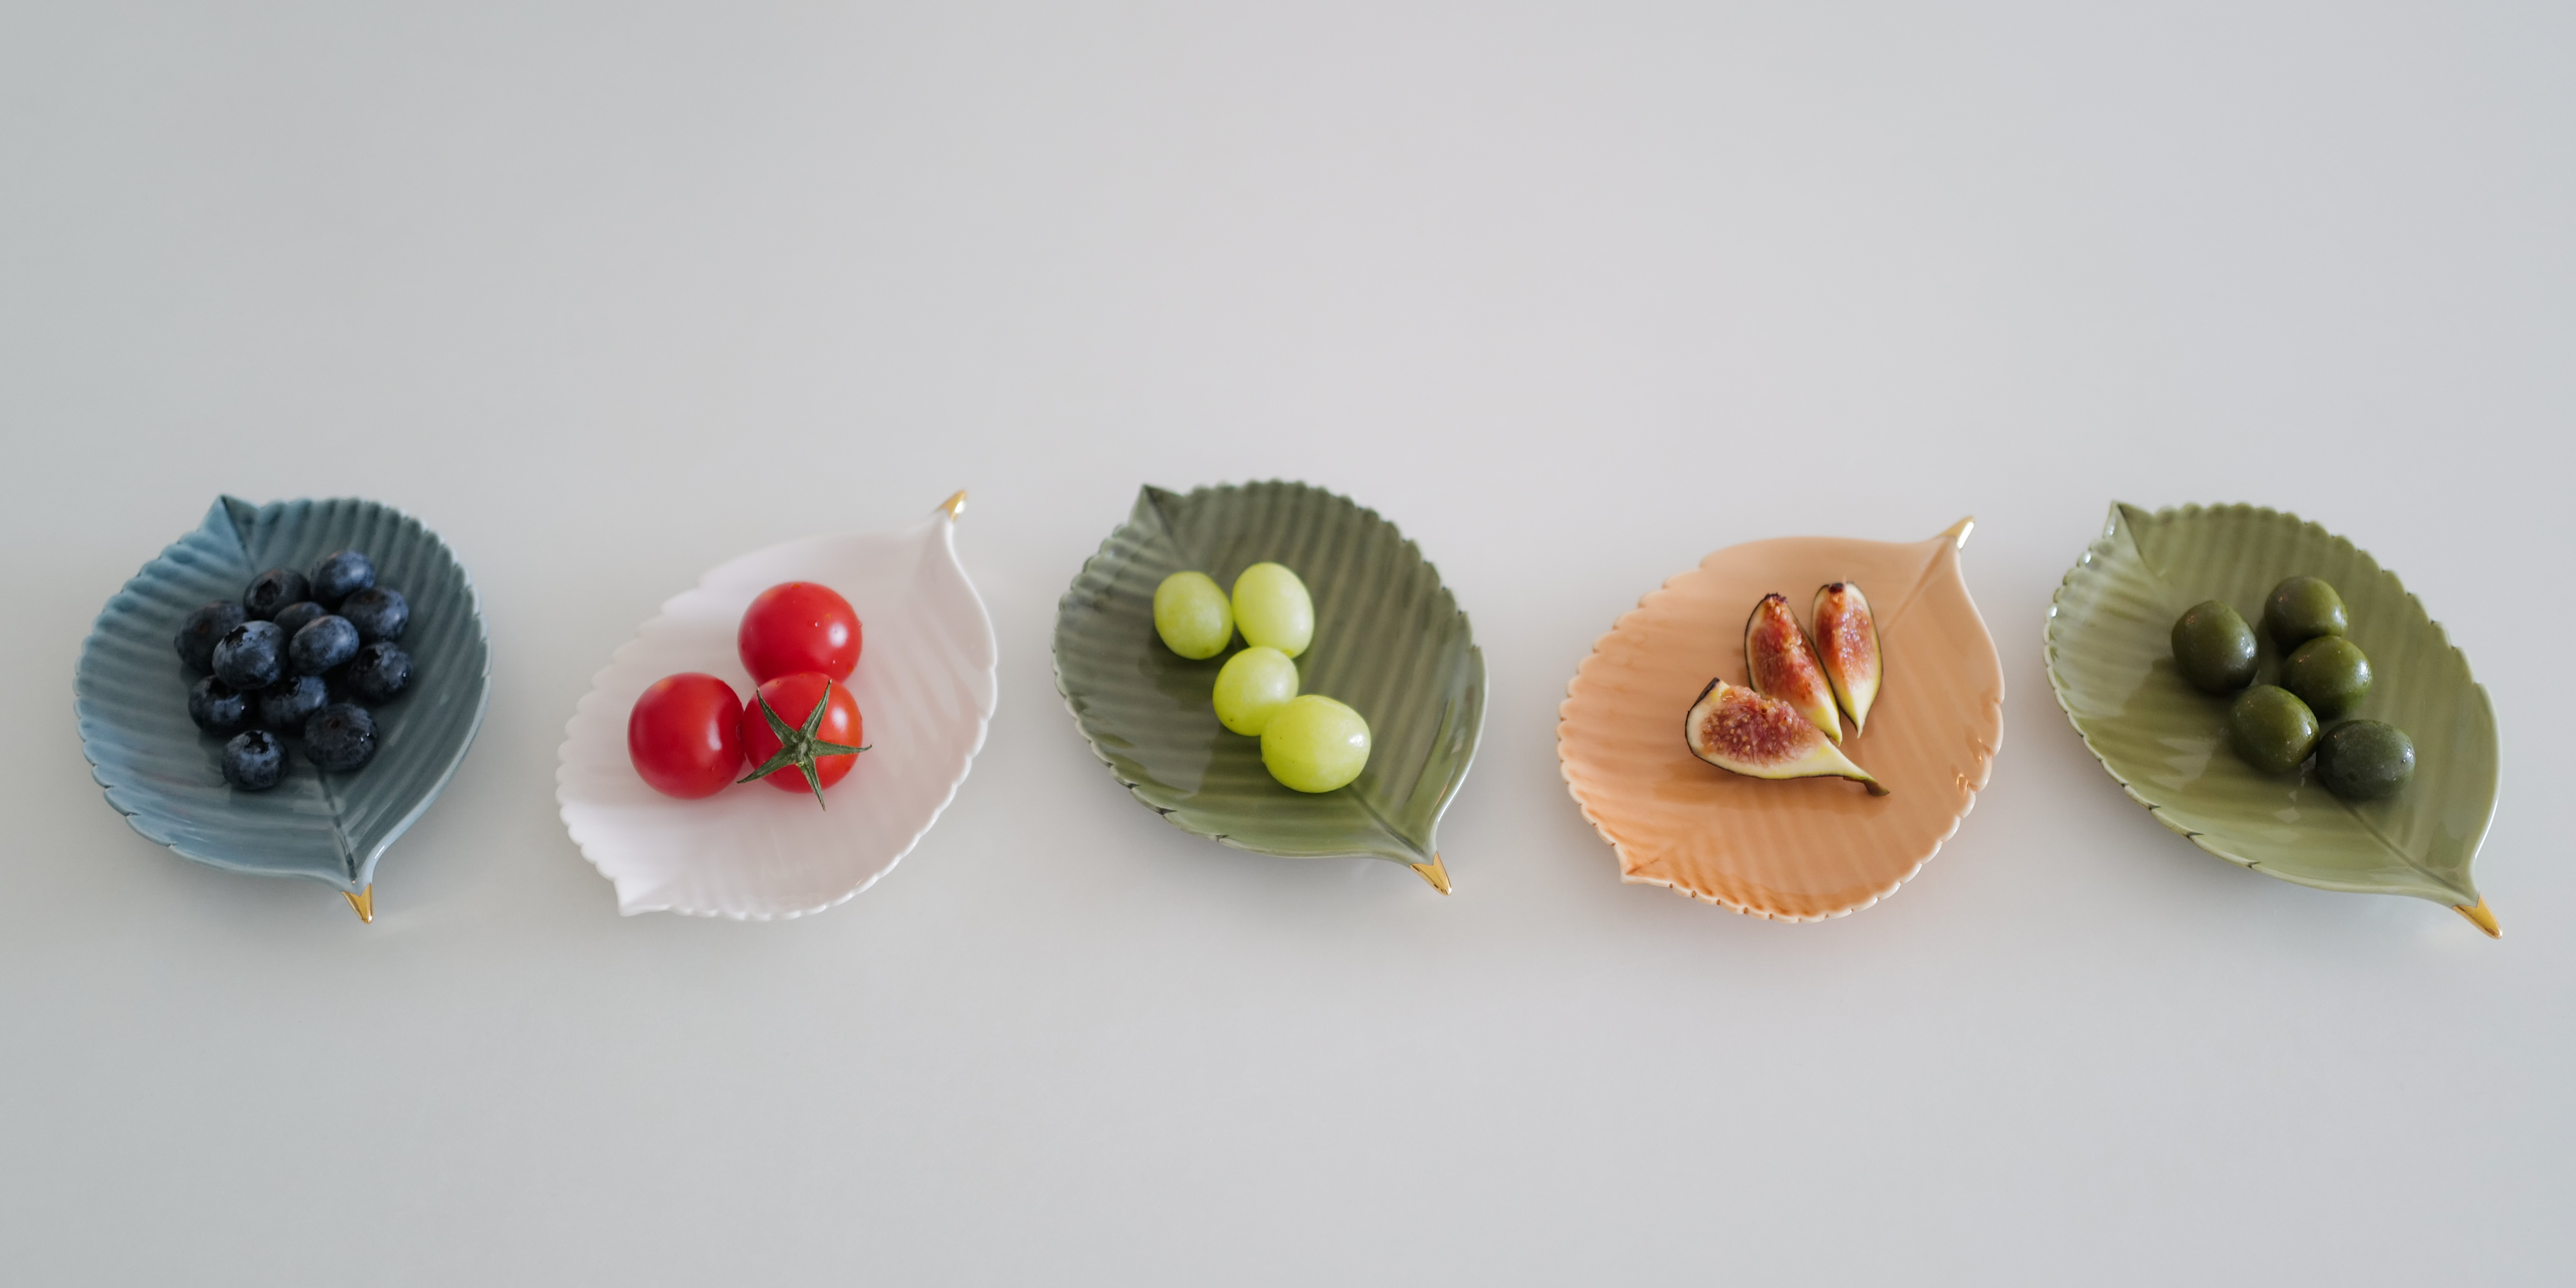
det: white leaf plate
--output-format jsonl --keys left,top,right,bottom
{"left": 555, "top": 494, "right": 997, "bottom": 919}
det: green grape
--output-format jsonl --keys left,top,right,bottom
{"left": 1213, "top": 646, "right": 1299, "bottom": 735}
{"left": 1153, "top": 571, "right": 1233, "bottom": 659}
{"left": 1261, "top": 694, "right": 1369, "bottom": 792}
{"left": 1231, "top": 562, "right": 1314, "bottom": 657}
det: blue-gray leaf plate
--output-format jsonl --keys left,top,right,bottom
{"left": 74, "top": 497, "right": 493, "bottom": 907}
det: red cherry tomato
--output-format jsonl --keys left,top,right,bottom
{"left": 627, "top": 673, "right": 746, "bottom": 798}
{"left": 738, "top": 581, "right": 861, "bottom": 683}
{"left": 740, "top": 672, "right": 865, "bottom": 794}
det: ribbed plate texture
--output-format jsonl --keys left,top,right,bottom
{"left": 74, "top": 497, "right": 493, "bottom": 892}
{"left": 2045, "top": 502, "right": 2495, "bottom": 907}
{"left": 1559, "top": 525, "right": 2003, "bottom": 920}
{"left": 1054, "top": 482, "right": 1485, "bottom": 871}
{"left": 556, "top": 505, "right": 998, "bottom": 919}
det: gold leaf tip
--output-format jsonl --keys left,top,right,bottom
{"left": 1941, "top": 516, "right": 1975, "bottom": 550}
{"left": 2454, "top": 899, "right": 2500, "bottom": 938}
{"left": 939, "top": 489, "right": 968, "bottom": 520}
{"left": 1411, "top": 854, "right": 1452, "bottom": 895}
{"left": 343, "top": 886, "right": 375, "bottom": 924}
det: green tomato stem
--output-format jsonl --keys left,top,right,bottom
{"left": 737, "top": 678, "right": 869, "bottom": 809}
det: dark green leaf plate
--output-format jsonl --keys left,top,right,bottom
{"left": 1053, "top": 482, "right": 1485, "bottom": 891}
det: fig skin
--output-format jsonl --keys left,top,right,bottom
{"left": 1684, "top": 678, "right": 1886, "bottom": 794}
{"left": 1745, "top": 593, "right": 1843, "bottom": 742}
{"left": 1812, "top": 582, "right": 1882, "bottom": 734}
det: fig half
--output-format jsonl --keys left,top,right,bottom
{"left": 1812, "top": 582, "right": 1882, "bottom": 735}
{"left": 1745, "top": 592, "right": 1842, "bottom": 741}
{"left": 1684, "top": 678, "right": 1887, "bottom": 794}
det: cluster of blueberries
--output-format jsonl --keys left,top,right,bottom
{"left": 174, "top": 549, "right": 416, "bottom": 791}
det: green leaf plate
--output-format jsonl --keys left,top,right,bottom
{"left": 2044, "top": 502, "right": 2500, "bottom": 935}
{"left": 1052, "top": 482, "right": 1485, "bottom": 891}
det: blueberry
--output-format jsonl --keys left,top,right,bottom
{"left": 288, "top": 614, "right": 360, "bottom": 675}
{"left": 211, "top": 620, "right": 286, "bottom": 690}
{"left": 175, "top": 601, "right": 247, "bottom": 673}
{"left": 271, "top": 600, "right": 327, "bottom": 639}
{"left": 222, "top": 729, "right": 285, "bottom": 791}
{"left": 189, "top": 677, "right": 253, "bottom": 733}
{"left": 259, "top": 673, "right": 329, "bottom": 730}
{"left": 241, "top": 568, "right": 311, "bottom": 620}
{"left": 304, "top": 703, "right": 378, "bottom": 772}
{"left": 340, "top": 586, "right": 409, "bottom": 643}
{"left": 308, "top": 549, "right": 376, "bottom": 606}
{"left": 345, "top": 642, "right": 412, "bottom": 703}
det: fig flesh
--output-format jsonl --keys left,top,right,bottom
{"left": 1684, "top": 678, "right": 1887, "bottom": 794}
{"left": 1811, "top": 582, "right": 1882, "bottom": 734}
{"left": 1745, "top": 593, "right": 1843, "bottom": 741}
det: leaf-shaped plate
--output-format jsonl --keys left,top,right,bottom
{"left": 74, "top": 497, "right": 493, "bottom": 916}
{"left": 1053, "top": 482, "right": 1485, "bottom": 890}
{"left": 2044, "top": 502, "right": 2500, "bottom": 933}
{"left": 1557, "top": 520, "right": 2003, "bottom": 920}
{"left": 555, "top": 494, "right": 997, "bottom": 919}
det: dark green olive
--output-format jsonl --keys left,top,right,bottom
{"left": 2282, "top": 635, "right": 2371, "bottom": 720}
{"left": 2171, "top": 600, "right": 2259, "bottom": 693}
{"left": 2263, "top": 575, "right": 2348, "bottom": 651}
{"left": 2228, "top": 684, "right": 2320, "bottom": 775}
{"left": 2315, "top": 720, "right": 2414, "bottom": 800}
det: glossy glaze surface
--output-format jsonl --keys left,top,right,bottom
{"left": 1559, "top": 521, "right": 2003, "bottom": 920}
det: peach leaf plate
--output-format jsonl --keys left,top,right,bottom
{"left": 1557, "top": 519, "right": 2004, "bottom": 920}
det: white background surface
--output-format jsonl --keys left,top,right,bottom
{"left": 4, "top": 4, "right": 2570, "bottom": 1283}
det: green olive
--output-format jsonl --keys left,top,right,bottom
{"left": 2315, "top": 720, "right": 2415, "bottom": 800}
{"left": 2263, "top": 575, "right": 2348, "bottom": 652}
{"left": 2171, "top": 600, "right": 2258, "bottom": 694}
{"left": 2282, "top": 635, "right": 2371, "bottom": 720}
{"left": 2228, "top": 684, "right": 2320, "bottom": 775}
